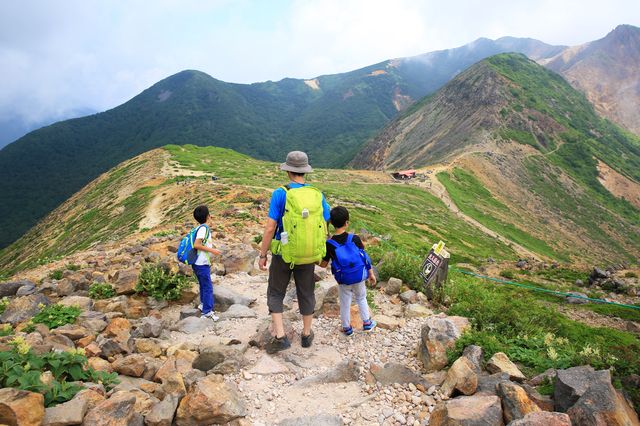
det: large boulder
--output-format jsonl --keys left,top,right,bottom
{"left": 83, "top": 391, "right": 143, "bottom": 425}
{"left": 431, "top": 395, "right": 504, "bottom": 426}
{"left": 43, "top": 396, "right": 88, "bottom": 425}
{"left": 381, "top": 277, "right": 402, "bottom": 295}
{"left": 113, "top": 268, "right": 139, "bottom": 295}
{"left": 213, "top": 285, "right": 256, "bottom": 312}
{"left": 0, "top": 293, "right": 50, "bottom": 325}
{"left": 0, "top": 388, "right": 45, "bottom": 426}
{"left": 418, "top": 315, "right": 470, "bottom": 372}
{"left": 131, "top": 316, "right": 162, "bottom": 338}
{"left": 566, "top": 377, "right": 640, "bottom": 426}
{"left": 440, "top": 356, "right": 478, "bottom": 397}
{"left": 486, "top": 352, "right": 526, "bottom": 382}
{"left": 172, "top": 317, "right": 213, "bottom": 334}
{"left": 145, "top": 394, "right": 180, "bottom": 426}
{"left": 112, "top": 354, "right": 147, "bottom": 378}
{"left": 219, "top": 304, "right": 257, "bottom": 319}
{"left": 295, "top": 360, "right": 360, "bottom": 387}
{"left": 507, "top": 412, "right": 571, "bottom": 426}
{"left": 175, "top": 375, "right": 246, "bottom": 425}
{"left": 59, "top": 295, "right": 93, "bottom": 311}
{"left": 221, "top": 244, "right": 258, "bottom": 274}
{"left": 497, "top": 381, "right": 541, "bottom": 423}
{"left": 554, "top": 366, "right": 611, "bottom": 412}
{"left": 370, "top": 363, "right": 430, "bottom": 387}
{"left": 0, "top": 280, "right": 34, "bottom": 297}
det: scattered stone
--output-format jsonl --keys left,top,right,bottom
{"left": 373, "top": 314, "right": 403, "bottom": 331}
{"left": 145, "top": 394, "right": 180, "bottom": 426}
{"left": 172, "top": 316, "right": 213, "bottom": 334}
{"left": 476, "top": 372, "right": 511, "bottom": 396}
{"left": 626, "top": 321, "right": 640, "bottom": 334}
{"left": 521, "top": 383, "right": 554, "bottom": 412}
{"left": 132, "top": 316, "right": 162, "bottom": 338}
{"left": 249, "top": 354, "right": 290, "bottom": 375}
{"left": 192, "top": 351, "right": 225, "bottom": 372}
{"left": 430, "top": 395, "right": 503, "bottom": 426}
{"left": 565, "top": 292, "right": 589, "bottom": 304}
{"left": 220, "top": 304, "right": 257, "bottom": 319}
{"left": 45, "top": 334, "right": 75, "bottom": 350}
{"left": 462, "top": 345, "right": 483, "bottom": 374}
{"left": 112, "top": 354, "right": 147, "bottom": 378}
{"left": 418, "top": 315, "right": 470, "bottom": 372}
{"left": 486, "top": 352, "right": 526, "bottom": 382}
{"left": 0, "top": 280, "right": 34, "bottom": 297}
{"left": 113, "top": 268, "right": 139, "bottom": 295}
{"left": 381, "top": 277, "right": 402, "bottom": 295}
{"left": 88, "top": 357, "right": 113, "bottom": 373}
{"left": 175, "top": 375, "right": 246, "bottom": 425}
{"left": 133, "top": 338, "right": 162, "bottom": 357}
{"left": 440, "top": 356, "right": 478, "bottom": 397}
{"left": 370, "top": 363, "right": 429, "bottom": 387}
{"left": 295, "top": 360, "right": 360, "bottom": 387}
{"left": 97, "top": 337, "right": 128, "bottom": 358}
{"left": 0, "top": 293, "right": 50, "bottom": 325}
{"left": 404, "top": 304, "right": 433, "bottom": 318}
{"left": 221, "top": 244, "right": 258, "bottom": 274}
{"left": 527, "top": 368, "right": 556, "bottom": 387}
{"left": 179, "top": 308, "right": 199, "bottom": 320}
{"left": 59, "top": 296, "right": 93, "bottom": 311}
{"left": 278, "top": 414, "right": 343, "bottom": 425}
{"left": 0, "top": 388, "right": 45, "bottom": 426}
{"left": 554, "top": 366, "right": 611, "bottom": 412}
{"left": 497, "top": 381, "right": 541, "bottom": 423}
{"left": 15, "top": 283, "right": 36, "bottom": 296}
{"left": 72, "top": 389, "right": 105, "bottom": 411}
{"left": 567, "top": 376, "right": 640, "bottom": 425}
{"left": 52, "top": 324, "right": 92, "bottom": 341}
{"left": 83, "top": 391, "right": 143, "bottom": 426}
{"left": 399, "top": 290, "right": 417, "bottom": 304}
{"left": 43, "top": 396, "right": 88, "bottom": 426}
{"left": 104, "top": 317, "right": 132, "bottom": 342}
{"left": 214, "top": 285, "right": 256, "bottom": 311}
{"left": 508, "top": 411, "right": 571, "bottom": 426}
{"left": 249, "top": 318, "right": 295, "bottom": 349}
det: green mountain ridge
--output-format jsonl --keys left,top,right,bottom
{"left": 0, "top": 36, "right": 569, "bottom": 249}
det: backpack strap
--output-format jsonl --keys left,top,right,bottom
{"left": 326, "top": 238, "right": 341, "bottom": 248}
{"left": 346, "top": 233, "right": 354, "bottom": 245}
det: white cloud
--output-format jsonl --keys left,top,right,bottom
{"left": 0, "top": 0, "right": 638, "bottom": 130}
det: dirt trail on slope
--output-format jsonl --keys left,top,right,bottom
{"left": 411, "top": 162, "right": 543, "bottom": 261}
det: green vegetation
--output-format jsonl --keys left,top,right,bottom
{"left": 438, "top": 168, "right": 562, "bottom": 260}
{"left": 30, "top": 304, "right": 81, "bottom": 330}
{"left": 0, "top": 338, "right": 118, "bottom": 406}
{"left": 48, "top": 269, "right": 64, "bottom": 280}
{"left": 136, "top": 263, "right": 192, "bottom": 301}
{"left": 0, "top": 297, "right": 9, "bottom": 315}
{"left": 624, "top": 271, "right": 638, "bottom": 278}
{"left": 88, "top": 282, "right": 116, "bottom": 300}
{"left": 445, "top": 269, "right": 639, "bottom": 399}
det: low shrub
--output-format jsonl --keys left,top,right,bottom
{"left": 0, "top": 324, "right": 12, "bottom": 337}
{"left": 88, "top": 282, "right": 116, "bottom": 300}
{"left": 0, "top": 297, "right": 9, "bottom": 315}
{"left": 499, "top": 270, "right": 516, "bottom": 279}
{"left": 0, "top": 337, "right": 118, "bottom": 406}
{"left": 31, "top": 304, "right": 81, "bottom": 330}
{"left": 624, "top": 271, "right": 638, "bottom": 278}
{"left": 49, "top": 269, "right": 63, "bottom": 280}
{"left": 136, "top": 263, "right": 191, "bottom": 301}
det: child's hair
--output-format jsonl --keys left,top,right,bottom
{"left": 193, "top": 205, "right": 210, "bottom": 224}
{"left": 330, "top": 206, "right": 349, "bottom": 228}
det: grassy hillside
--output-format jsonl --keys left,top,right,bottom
{"left": 0, "top": 37, "right": 567, "bottom": 250}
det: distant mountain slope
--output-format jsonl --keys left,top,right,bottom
{"left": 542, "top": 24, "right": 640, "bottom": 135}
{"left": 0, "top": 36, "right": 565, "bottom": 249}
{"left": 352, "top": 53, "right": 640, "bottom": 262}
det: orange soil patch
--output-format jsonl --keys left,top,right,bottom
{"left": 596, "top": 160, "right": 640, "bottom": 209}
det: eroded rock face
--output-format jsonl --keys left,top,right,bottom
{"left": 0, "top": 388, "right": 45, "bottom": 426}
{"left": 430, "top": 395, "right": 504, "bottom": 426}
{"left": 496, "top": 381, "right": 540, "bottom": 423}
{"left": 486, "top": 352, "right": 526, "bottom": 382}
{"left": 418, "top": 315, "right": 470, "bottom": 372}
{"left": 567, "top": 378, "right": 640, "bottom": 426}
{"left": 175, "top": 375, "right": 246, "bottom": 425}
{"left": 83, "top": 391, "right": 143, "bottom": 426}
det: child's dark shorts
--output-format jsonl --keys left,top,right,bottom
{"left": 267, "top": 255, "right": 316, "bottom": 316}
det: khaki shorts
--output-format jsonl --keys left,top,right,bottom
{"left": 267, "top": 255, "right": 316, "bottom": 315}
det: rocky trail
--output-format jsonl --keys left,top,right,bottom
{"left": 0, "top": 229, "right": 638, "bottom": 425}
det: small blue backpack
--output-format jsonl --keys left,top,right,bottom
{"left": 177, "top": 225, "right": 210, "bottom": 265}
{"left": 327, "top": 234, "right": 371, "bottom": 285}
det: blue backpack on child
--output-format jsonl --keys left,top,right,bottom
{"left": 177, "top": 225, "right": 210, "bottom": 265}
{"left": 327, "top": 234, "right": 372, "bottom": 285}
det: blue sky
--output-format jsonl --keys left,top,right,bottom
{"left": 1, "top": 0, "right": 639, "bottom": 132}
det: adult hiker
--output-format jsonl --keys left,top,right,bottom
{"left": 258, "top": 151, "right": 330, "bottom": 354}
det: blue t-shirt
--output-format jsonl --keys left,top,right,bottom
{"left": 268, "top": 182, "right": 331, "bottom": 240}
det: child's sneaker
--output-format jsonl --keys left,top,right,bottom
{"left": 198, "top": 303, "right": 203, "bottom": 312}
{"left": 363, "top": 319, "right": 376, "bottom": 332}
{"left": 202, "top": 311, "right": 219, "bottom": 321}
{"left": 342, "top": 326, "right": 354, "bottom": 336}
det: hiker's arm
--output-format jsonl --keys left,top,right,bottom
{"left": 367, "top": 268, "right": 377, "bottom": 285}
{"left": 319, "top": 260, "right": 329, "bottom": 268}
{"left": 258, "top": 218, "right": 277, "bottom": 270}
{"left": 194, "top": 239, "right": 222, "bottom": 256}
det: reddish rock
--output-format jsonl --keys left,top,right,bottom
{"left": 567, "top": 378, "right": 640, "bottom": 426}
{"left": 431, "top": 395, "right": 503, "bottom": 426}
{"left": 0, "top": 388, "right": 45, "bottom": 426}
{"left": 497, "top": 381, "right": 541, "bottom": 423}
{"left": 440, "top": 356, "right": 478, "bottom": 397}
{"left": 175, "top": 375, "right": 246, "bottom": 425}
{"left": 112, "top": 354, "right": 147, "bottom": 378}
{"left": 83, "top": 391, "right": 142, "bottom": 425}
{"left": 486, "top": 352, "right": 526, "bottom": 382}
{"left": 508, "top": 411, "right": 572, "bottom": 426}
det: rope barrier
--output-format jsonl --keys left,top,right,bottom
{"left": 356, "top": 224, "right": 640, "bottom": 311}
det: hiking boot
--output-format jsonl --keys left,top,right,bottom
{"left": 265, "top": 336, "right": 291, "bottom": 354}
{"left": 301, "top": 330, "right": 314, "bottom": 348}
{"left": 363, "top": 319, "right": 377, "bottom": 332}
{"left": 342, "top": 326, "right": 354, "bottom": 336}
{"left": 202, "top": 311, "right": 219, "bottom": 321}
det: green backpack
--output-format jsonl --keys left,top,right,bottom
{"left": 271, "top": 185, "right": 327, "bottom": 266}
